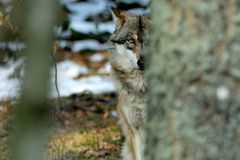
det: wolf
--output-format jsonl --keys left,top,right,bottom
{"left": 108, "top": 7, "right": 149, "bottom": 160}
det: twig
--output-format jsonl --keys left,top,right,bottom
{"left": 52, "top": 42, "right": 63, "bottom": 109}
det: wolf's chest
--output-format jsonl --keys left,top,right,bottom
{"left": 118, "top": 81, "right": 146, "bottom": 128}
{"left": 120, "top": 101, "right": 145, "bottom": 129}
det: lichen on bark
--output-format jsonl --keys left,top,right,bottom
{"left": 145, "top": 0, "right": 240, "bottom": 160}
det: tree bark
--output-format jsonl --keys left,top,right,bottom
{"left": 10, "top": 1, "right": 59, "bottom": 160}
{"left": 145, "top": 0, "right": 240, "bottom": 160}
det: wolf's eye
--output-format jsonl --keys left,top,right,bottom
{"left": 127, "top": 39, "right": 134, "bottom": 43}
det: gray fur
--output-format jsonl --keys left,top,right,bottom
{"left": 108, "top": 7, "right": 149, "bottom": 160}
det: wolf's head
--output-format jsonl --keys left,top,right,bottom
{"left": 109, "top": 7, "right": 149, "bottom": 71}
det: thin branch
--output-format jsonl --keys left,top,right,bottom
{"left": 52, "top": 42, "right": 63, "bottom": 109}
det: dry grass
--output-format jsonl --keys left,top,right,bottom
{"left": 47, "top": 106, "right": 122, "bottom": 160}
{"left": 0, "top": 101, "right": 14, "bottom": 160}
{"left": 0, "top": 94, "right": 122, "bottom": 160}
{"left": 48, "top": 125, "right": 122, "bottom": 160}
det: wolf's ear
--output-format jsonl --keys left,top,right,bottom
{"left": 111, "top": 7, "right": 126, "bottom": 26}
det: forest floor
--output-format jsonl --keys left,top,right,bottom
{"left": 0, "top": 39, "right": 122, "bottom": 160}
{"left": 0, "top": 93, "right": 122, "bottom": 160}
{"left": 0, "top": 1, "right": 149, "bottom": 159}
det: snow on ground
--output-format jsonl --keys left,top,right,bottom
{"left": 0, "top": 79, "right": 20, "bottom": 101}
{"left": 55, "top": 60, "right": 89, "bottom": 78}
{"left": 0, "top": 59, "right": 115, "bottom": 101}
{"left": 0, "top": 59, "right": 23, "bottom": 101}
{"left": 0, "top": 0, "right": 12, "bottom": 4}
{"left": 98, "top": 62, "right": 111, "bottom": 74}
{"left": 51, "top": 60, "right": 115, "bottom": 97}
{"left": 89, "top": 53, "right": 104, "bottom": 62}
{"left": 51, "top": 75, "right": 115, "bottom": 98}
{"left": 69, "top": 21, "right": 115, "bottom": 34}
{"left": 0, "top": 42, "right": 26, "bottom": 52}
{"left": 122, "top": 0, "right": 150, "bottom": 6}
{"left": 62, "top": 0, "right": 115, "bottom": 35}
{"left": 128, "top": 8, "right": 150, "bottom": 14}
{"left": 66, "top": 0, "right": 109, "bottom": 21}
{"left": 59, "top": 40, "right": 108, "bottom": 52}
{"left": 50, "top": 60, "right": 115, "bottom": 98}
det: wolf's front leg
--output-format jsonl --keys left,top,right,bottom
{"left": 122, "top": 129, "right": 144, "bottom": 160}
{"left": 133, "top": 128, "right": 144, "bottom": 160}
{"left": 122, "top": 138, "right": 134, "bottom": 160}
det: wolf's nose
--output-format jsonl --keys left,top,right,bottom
{"left": 137, "top": 56, "right": 144, "bottom": 70}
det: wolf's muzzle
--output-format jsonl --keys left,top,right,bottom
{"left": 137, "top": 56, "right": 144, "bottom": 70}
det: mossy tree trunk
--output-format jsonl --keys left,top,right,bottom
{"left": 145, "top": 0, "right": 240, "bottom": 159}
{"left": 10, "top": 1, "right": 59, "bottom": 160}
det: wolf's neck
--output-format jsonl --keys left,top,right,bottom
{"left": 111, "top": 67, "right": 146, "bottom": 103}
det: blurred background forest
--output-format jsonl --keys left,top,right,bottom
{"left": 0, "top": 0, "right": 150, "bottom": 160}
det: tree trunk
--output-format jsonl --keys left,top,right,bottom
{"left": 145, "top": 0, "right": 240, "bottom": 160}
{"left": 10, "top": 1, "right": 59, "bottom": 160}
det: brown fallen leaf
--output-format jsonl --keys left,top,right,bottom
{"left": 103, "top": 111, "right": 109, "bottom": 119}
